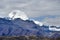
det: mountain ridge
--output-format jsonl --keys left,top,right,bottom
{"left": 0, "top": 18, "right": 60, "bottom": 38}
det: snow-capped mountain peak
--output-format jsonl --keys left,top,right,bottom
{"left": 7, "top": 10, "right": 44, "bottom": 26}
{"left": 8, "top": 10, "right": 29, "bottom": 20}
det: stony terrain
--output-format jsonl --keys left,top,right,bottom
{"left": 0, "top": 36, "right": 60, "bottom": 40}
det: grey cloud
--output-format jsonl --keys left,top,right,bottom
{"left": 0, "top": 0, "right": 60, "bottom": 26}
{"left": 0, "top": 0, "right": 60, "bottom": 18}
{"left": 23, "top": 0, "right": 60, "bottom": 17}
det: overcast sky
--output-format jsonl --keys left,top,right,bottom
{"left": 0, "top": 0, "right": 60, "bottom": 26}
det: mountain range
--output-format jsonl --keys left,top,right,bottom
{"left": 0, "top": 18, "right": 60, "bottom": 38}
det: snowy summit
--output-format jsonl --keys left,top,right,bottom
{"left": 8, "top": 10, "right": 29, "bottom": 20}
{"left": 8, "top": 10, "right": 43, "bottom": 26}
